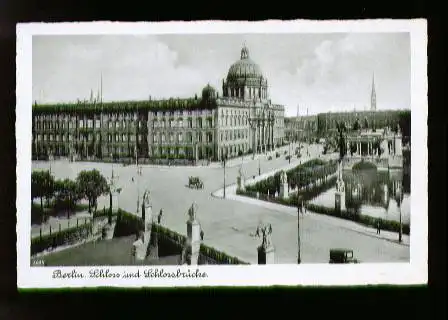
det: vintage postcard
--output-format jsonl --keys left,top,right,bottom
{"left": 16, "top": 20, "right": 427, "bottom": 288}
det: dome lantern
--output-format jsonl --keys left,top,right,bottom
{"left": 241, "top": 44, "right": 249, "bottom": 59}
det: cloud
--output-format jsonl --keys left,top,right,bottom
{"left": 33, "top": 33, "right": 410, "bottom": 116}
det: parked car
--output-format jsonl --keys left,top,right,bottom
{"left": 329, "top": 249, "right": 359, "bottom": 264}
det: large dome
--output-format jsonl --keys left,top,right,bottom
{"left": 226, "top": 45, "right": 264, "bottom": 82}
{"left": 202, "top": 84, "right": 216, "bottom": 100}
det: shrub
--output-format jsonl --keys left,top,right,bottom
{"left": 306, "top": 203, "right": 410, "bottom": 235}
{"left": 113, "top": 209, "right": 144, "bottom": 238}
{"left": 285, "top": 155, "right": 291, "bottom": 160}
{"left": 268, "top": 156, "right": 273, "bottom": 161}
{"left": 31, "top": 223, "right": 91, "bottom": 255}
{"left": 275, "top": 152, "right": 280, "bottom": 158}
{"left": 238, "top": 150, "right": 243, "bottom": 157}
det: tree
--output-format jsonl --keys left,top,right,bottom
{"left": 363, "top": 117, "right": 369, "bottom": 129}
{"left": 76, "top": 169, "right": 109, "bottom": 214}
{"left": 31, "top": 170, "right": 55, "bottom": 223}
{"left": 336, "top": 121, "right": 347, "bottom": 160}
{"left": 54, "top": 178, "right": 80, "bottom": 218}
{"left": 352, "top": 118, "right": 361, "bottom": 131}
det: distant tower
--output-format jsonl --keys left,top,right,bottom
{"left": 371, "top": 73, "right": 377, "bottom": 111}
{"left": 296, "top": 104, "right": 300, "bottom": 118}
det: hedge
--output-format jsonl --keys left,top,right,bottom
{"left": 31, "top": 223, "right": 91, "bottom": 255}
{"left": 238, "top": 175, "right": 337, "bottom": 207}
{"left": 113, "top": 209, "right": 144, "bottom": 238}
{"left": 244, "top": 158, "right": 335, "bottom": 195}
{"left": 306, "top": 203, "right": 410, "bottom": 235}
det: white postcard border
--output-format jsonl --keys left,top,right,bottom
{"left": 16, "top": 20, "right": 428, "bottom": 288}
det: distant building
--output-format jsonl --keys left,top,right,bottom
{"left": 32, "top": 45, "right": 285, "bottom": 162}
{"left": 284, "top": 115, "right": 319, "bottom": 142}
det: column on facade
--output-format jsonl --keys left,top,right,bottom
{"left": 262, "top": 122, "right": 266, "bottom": 153}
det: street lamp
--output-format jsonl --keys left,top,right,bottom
{"left": 288, "top": 141, "right": 291, "bottom": 164}
{"left": 297, "top": 203, "right": 301, "bottom": 264}
{"left": 395, "top": 182, "right": 404, "bottom": 243}
{"left": 136, "top": 165, "right": 143, "bottom": 215}
{"left": 247, "top": 113, "right": 257, "bottom": 160}
{"left": 222, "top": 154, "right": 227, "bottom": 199}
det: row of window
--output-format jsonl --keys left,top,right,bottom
{"left": 34, "top": 120, "right": 143, "bottom": 130}
{"left": 152, "top": 118, "right": 213, "bottom": 129}
{"left": 220, "top": 129, "right": 249, "bottom": 142}
{"left": 35, "top": 134, "right": 143, "bottom": 143}
{"left": 153, "top": 132, "right": 213, "bottom": 144}
{"left": 154, "top": 109, "right": 214, "bottom": 117}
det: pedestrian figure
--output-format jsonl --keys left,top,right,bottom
{"left": 200, "top": 229, "right": 204, "bottom": 241}
{"left": 132, "top": 177, "right": 134, "bottom": 182}
{"left": 376, "top": 218, "right": 381, "bottom": 234}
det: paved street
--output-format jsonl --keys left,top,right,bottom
{"left": 32, "top": 143, "right": 409, "bottom": 264}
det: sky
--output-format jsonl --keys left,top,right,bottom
{"left": 32, "top": 33, "right": 411, "bottom": 116}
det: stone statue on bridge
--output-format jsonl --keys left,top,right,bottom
{"left": 255, "top": 223, "right": 273, "bottom": 248}
{"left": 280, "top": 170, "right": 287, "bottom": 185}
{"left": 188, "top": 202, "right": 197, "bottom": 222}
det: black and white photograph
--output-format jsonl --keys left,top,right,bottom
{"left": 16, "top": 20, "right": 428, "bottom": 288}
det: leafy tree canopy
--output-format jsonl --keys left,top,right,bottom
{"left": 31, "top": 170, "right": 55, "bottom": 200}
{"left": 76, "top": 169, "right": 109, "bottom": 213}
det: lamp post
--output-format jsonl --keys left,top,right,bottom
{"left": 297, "top": 203, "right": 301, "bottom": 264}
{"left": 267, "top": 112, "right": 275, "bottom": 152}
{"left": 247, "top": 113, "right": 257, "bottom": 160}
{"left": 395, "top": 182, "right": 404, "bottom": 243}
{"left": 136, "top": 165, "right": 143, "bottom": 215}
{"left": 222, "top": 154, "right": 227, "bottom": 199}
{"left": 288, "top": 141, "right": 291, "bottom": 164}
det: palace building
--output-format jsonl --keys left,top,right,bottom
{"left": 32, "top": 45, "right": 285, "bottom": 163}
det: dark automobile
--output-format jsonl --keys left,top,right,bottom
{"left": 329, "top": 249, "right": 360, "bottom": 264}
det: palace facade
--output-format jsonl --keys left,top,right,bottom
{"left": 32, "top": 45, "right": 285, "bottom": 162}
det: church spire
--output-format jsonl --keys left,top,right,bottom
{"left": 371, "top": 72, "right": 376, "bottom": 111}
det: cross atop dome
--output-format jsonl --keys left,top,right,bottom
{"left": 241, "top": 43, "right": 249, "bottom": 60}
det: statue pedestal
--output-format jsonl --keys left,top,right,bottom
{"left": 382, "top": 184, "right": 389, "bottom": 205}
{"left": 133, "top": 239, "right": 147, "bottom": 261}
{"left": 335, "top": 191, "right": 346, "bottom": 211}
{"left": 280, "top": 183, "right": 289, "bottom": 199}
{"left": 103, "top": 221, "right": 116, "bottom": 240}
{"left": 258, "top": 245, "right": 275, "bottom": 264}
{"left": 237, "top": 176, "right": 245, "bottom": 191}
{"left": 187, "top": 219, "right": 201, "bottom": 265}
